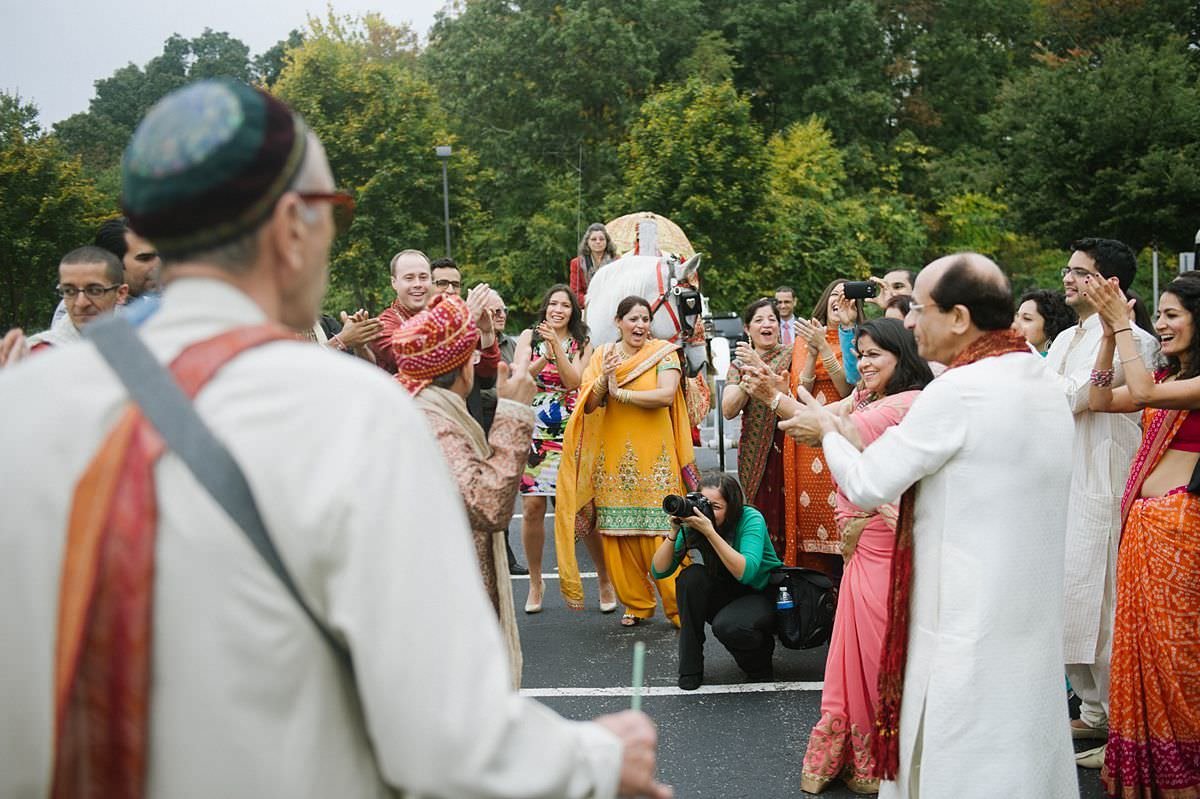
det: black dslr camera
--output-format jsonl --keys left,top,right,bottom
{"left": 663, "top": 492, "right": 719, "bottom": 566}
{"left": 662, "top": 492, "right": 715, "bottom": 524}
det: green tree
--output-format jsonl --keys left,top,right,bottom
{"left": 423, "top": 0, "right": 676, "bottom": 310}
{"left": 762, "top": 117, "right": 927, "bottom": 302}
{"left": 53, "top": 30, "right": 260, "bottom": 175}
{"left": 617, "top": 79, "right": 770, "bottom": 307}
{"left": 273, "top": 14, "right": 479, "bottom": 315}
{"left": 0, "top": 94, "right": 106, "bottom": 330}
{"left": 722, "top": 0, "right": 895, "bottom": 142}
{"left": 1031, "top": 0, "right": 1196, "bottom": 53}
{"left": 882, "top": 0, "right": 1034, "bottom": 154}
{"left": 990, "top": 37, "right": 1200, "bottom": 252}
{"left": 254, "top": 30, "right": 305, "bottom": 88}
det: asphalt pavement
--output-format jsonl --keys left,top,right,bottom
{"left": 506, "top": 434, "right": 1108, "bottom": 798}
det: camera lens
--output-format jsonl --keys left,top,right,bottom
{"left": 662, "top": 495, "right": 690, "bottom": 516}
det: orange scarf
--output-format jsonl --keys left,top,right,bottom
{"left": 52, "top": 324, "right": 289, "bottom": 799}
{"left": 871, "top": 329, "right": 1032, "bottom": 780}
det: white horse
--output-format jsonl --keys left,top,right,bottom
{"left": 585, "top": 252, "right": 707, "bottom": 375}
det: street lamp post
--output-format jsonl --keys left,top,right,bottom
{"left": 436, "top": 145, "right": 452, "bottom": 258}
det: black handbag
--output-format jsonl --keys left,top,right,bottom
{"left": 770, "top": 567, "right": 838, "bottom": 650}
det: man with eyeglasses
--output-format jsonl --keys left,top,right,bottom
{"left": 1043, "top": 237, "right": 1160, "bottom": 768}
{"left": 26, "top": 245, "right": 129, "bottom": 350}
{"left": 431, "top": 256, "right": 464, "bottom": 297}
{"left": 0, "top": 79, "right": 667, "bottom": 799}
{"left": 49, "top": 218, "right": 163, "bottom": 328}
{"left": 780, "top": 253, "right": 1079, "bottom": 797}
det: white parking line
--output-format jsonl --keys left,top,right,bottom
{"left": 511, "top": 572, "right": 598, "bottom": 581}
{"left": 511, "top": 513, "right": 555, "bottom": 519}
{"left": 521, "top": 682, "right": 823, "bottom": 698}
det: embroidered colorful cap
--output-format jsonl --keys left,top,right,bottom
{"left": 393, "top": 294, "right": 481, "bottom": 395}
{"left": 121, "top": 79, "right": 308, "bottom": 258}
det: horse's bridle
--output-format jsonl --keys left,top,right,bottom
{"left": 648, "top": 258, "right": 705, "bottom": 346}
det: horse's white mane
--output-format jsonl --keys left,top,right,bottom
{"left": 585, "top": 254, "right": 673, "bottom": 345}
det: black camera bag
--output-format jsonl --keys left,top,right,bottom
{"left": 769, "top": 567, "right": 838, "bottom": 650}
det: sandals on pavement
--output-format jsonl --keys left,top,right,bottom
{"left": 620, "top": 613, "right": 643, "bottom": 627}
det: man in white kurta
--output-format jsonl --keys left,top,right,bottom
{"left": 0, "top": 80, "right": 667, "bottom": 799}
{"left": 1044, "top": 238, "right": 1160, "bottom": 742}
{"left": 793, "top": 254, "right": 1078, "bottom": 798}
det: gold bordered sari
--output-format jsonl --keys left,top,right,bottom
{"left": 554, "top": 339, "right": 699, "bottom": 609}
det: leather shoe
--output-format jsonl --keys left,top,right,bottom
{"left": 508, "top": 561, "right": 529, "bottom": 576}
{"left": 1076, "top": 744, "right": 1106, "bottom": 769}
{"left": 1070, "top": 719, "right": 1108, "bottom": 740}
{"left": 678, "top": 673, "right": 702, "bottom": 691}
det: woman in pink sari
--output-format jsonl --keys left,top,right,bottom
{"left": 740, "top": 318, "right": 934, "bottom": 794}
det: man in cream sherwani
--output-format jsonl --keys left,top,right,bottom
{"left": 785, "top": 253, "right": 1078, "bottom": 798}
{"left": 1044, "top": 238, "right": 1159, "bottom": 763}
{"left": 0, "top": 80, "right": 670, "bottom": 799}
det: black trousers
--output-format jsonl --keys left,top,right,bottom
{"left": 676, "top": 564, "right": 776, "bottom": 677}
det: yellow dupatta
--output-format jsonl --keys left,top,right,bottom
{"left": 554, "top": 338, "right": 698, "bottom": 609}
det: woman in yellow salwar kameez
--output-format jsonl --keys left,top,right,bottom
{"left": 555, "top": 296, "right": 700, "bottom": 626}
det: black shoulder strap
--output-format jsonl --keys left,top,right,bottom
{"left": 85, "top": 316, "right": 353, "bottom": 673}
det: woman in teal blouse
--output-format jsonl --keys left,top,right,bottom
{"left": 651, "top": 472, "right": 782, "bottom": 690}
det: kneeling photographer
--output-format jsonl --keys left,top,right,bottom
{"left": 651, "top": 473, "right": 783, "bottom": 691}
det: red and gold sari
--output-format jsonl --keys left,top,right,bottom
{"left": 1103, "top": 397, "right": 1200, "bottom": 799}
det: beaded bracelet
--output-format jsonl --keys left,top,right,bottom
{"left": 770, "top": 391, "right": 784, "bottom": 412}
{"left": 1090, "top": 368, "right": 1114, "bottom": 388}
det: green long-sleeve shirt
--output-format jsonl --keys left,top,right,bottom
{"left": 650, "top": 506, "right": 782, "bottom": 590}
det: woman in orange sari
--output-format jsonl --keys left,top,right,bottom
{"left": 1084, "top": 272, "right": 1200, "bottom": 798}
{"left": 783, "top": 279, "right": 863, "bottom": 571}
{"left": 555, "top": 295, "right": 699, "bottom": 626}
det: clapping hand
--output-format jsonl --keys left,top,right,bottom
{"left": 466, "top": 284, "right": 497, "bottom": 333}
{"left": 795, "top": 318, "right": 827, "bottom": 353}
{"left": 737, "top": 357, "right": 789, "bottom": 406}
{"left": 1080, "top": 276, "right": 1136, "bottom": 337}
{"left": 337, "top": 310, "right": 382, "bottom": 348}
{"left": 778, "top": 386, "right": 837, "bottom": 445}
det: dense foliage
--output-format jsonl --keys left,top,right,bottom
{"left": 3, "top": 1, "right": 1198, "bottom": 329}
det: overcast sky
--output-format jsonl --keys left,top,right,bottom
{"left": 0, "top": 0, "right": 448, "bottom": 127}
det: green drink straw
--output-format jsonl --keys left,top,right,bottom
{"left": 631, "top": 641, "right": 646, "bottom": 711}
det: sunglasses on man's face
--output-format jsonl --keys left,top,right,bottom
{"left": 296, "top": 191, "right": 356, "bottom": 236}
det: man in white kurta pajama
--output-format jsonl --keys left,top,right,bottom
{"left": 0, "top": 80, "right": 668, "bottom": 799}
{"left": 792, "top": 254, "right": 1079, "bottom": 798}
{"left": 1044, "top": 238, "right": 1160, "bottom": 747}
